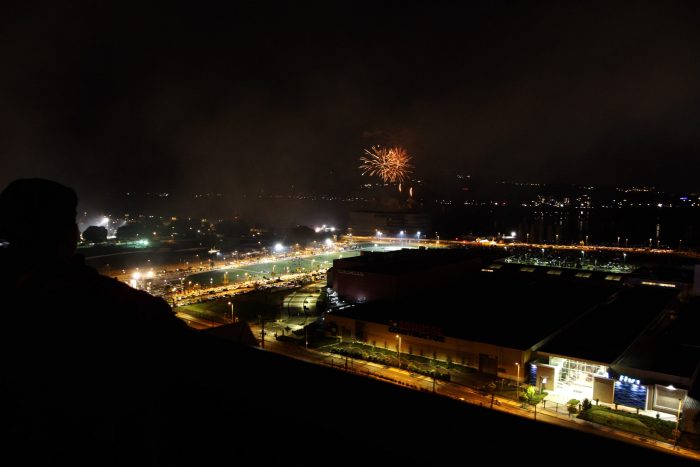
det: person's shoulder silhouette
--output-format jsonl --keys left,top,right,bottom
{"left": 0, "top": 177, "right": 188, "bottom": 338}
{"left": 0, "top": 178, "right": 191, "bottom": 465}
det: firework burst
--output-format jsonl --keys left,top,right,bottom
{"left": 359, "top": 145, "right": 413, "bottom": 183}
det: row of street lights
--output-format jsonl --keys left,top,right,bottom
{"left": 520, "top": 233, "right": 686, "bottom": 250}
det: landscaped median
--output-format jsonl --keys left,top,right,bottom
{"left": 327, "top": 342, "right": 461, "bottom": 381}
{"left": 577, "top": 404, "right": 676, "bottom": 443}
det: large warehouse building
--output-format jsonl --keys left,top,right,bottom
{"left": 327, "top": 248, "right": 501, "bottom": 302}
{"left": 324, "top": 248, "right": 700, "bottom": 425}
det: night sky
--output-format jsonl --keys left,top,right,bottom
{"left": 2, "top": 1, "right": 700, "bottom": 201}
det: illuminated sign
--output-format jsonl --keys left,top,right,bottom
{"left": 338, "top": 270, "right": 364, "bottom": 277}
{"left": 388, "top": 320, "right": 445, "bottom": 342}
{"left": 618, "top": 375, "right": 641, "bottom": 385}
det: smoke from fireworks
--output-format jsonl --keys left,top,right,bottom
{"left": 359, "top": 145, "right": 413, "bottom": 184}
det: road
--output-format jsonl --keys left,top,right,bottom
{"left": 347, "top": 235, "right": 700, "bottom": 260}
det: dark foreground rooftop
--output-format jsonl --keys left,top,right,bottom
{"left": 152, "top": 336, "right": 693, "bottom": 465}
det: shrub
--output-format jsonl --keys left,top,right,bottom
{"left": 582, "top": 398, "right": 592, "bottom": 412}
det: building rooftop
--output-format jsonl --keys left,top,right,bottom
{"left": 613, "top": 296, "right": 700, "bottom": 384}
{"left": 329, "top": 268, "right": 623, "bottom": 350}
{"left": 332, "top": 247, "right": 502, "bottom": 276}
{"left": 539, "top": 285, "right": 679, "bottom": 364}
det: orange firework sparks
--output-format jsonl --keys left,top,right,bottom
{"left": 359, "top": 145, "right": 413, "bottom": 183}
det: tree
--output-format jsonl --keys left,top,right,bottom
{"left": 519, "top": 385, "right": 536, "bottom": 404}
{"left": 117, "top": 223, "right": 148, "bottom": 240}
{"left": 520, "top": 384, "right": 547, "bottom": 406}
{"left": 285, "top": 225, "right": 316, "bottom": 246}
{"left": 82, "top": 226, "right": 107, "bottom": 243}
{"left": 215, "top": 220, "right": 249, "bottom": 238}
{"left": 581, "top": 398, "right": 592, "bottom": 412}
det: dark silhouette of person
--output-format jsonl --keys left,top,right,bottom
{"left": 0, "top": 179, "right": 192, "bottom": 466}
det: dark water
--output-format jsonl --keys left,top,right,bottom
{"left": 229, "top": 197, "right": 700, "bottom": 248}
{"left": 433, "top": 205, "right": 700, "bottom": 248}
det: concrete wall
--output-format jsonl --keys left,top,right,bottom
{"left": 535, "top": 364, "right": 556, "bottom": 391}
{"left": 653, "top": 384, "right": 687, "bottom": 415}
{"left": 593, "top": 377, "right": 615, "bottom": 403}
{"left": 333, "top": 270, "right": 399, "bottom": 302}
{"left": 324, "top": 314, "right": 527, "bottom": 381}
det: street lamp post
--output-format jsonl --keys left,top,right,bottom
{"left": 396, "top": 334, "right": 402, "bottom": 368}
{"left": 515, "top": 362, "right": 520, "bottom": 398}
{"left": 675, "top": 397, "right": 684, "bottom": 445}
{"left": 227, "top": 301, "right": 235, "bottom": 323}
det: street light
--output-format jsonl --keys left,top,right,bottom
{"left": 515, "top": 362, "right": 520, "bottom": 398}
{"left": 676, "top": 397, "right": 684, "bottom": 444}
{"left": 396, "top": 334, "right": 402, "bottom": 368}
{"left": 227, "top": 301, "right": 235, "bottom": 322}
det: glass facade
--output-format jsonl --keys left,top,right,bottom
{"left": 549, "top": 357, "right": 609, "bottom": 389}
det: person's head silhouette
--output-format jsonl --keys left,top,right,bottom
{"left": 0, "top": 178, "right": 79, "bottom": 260}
